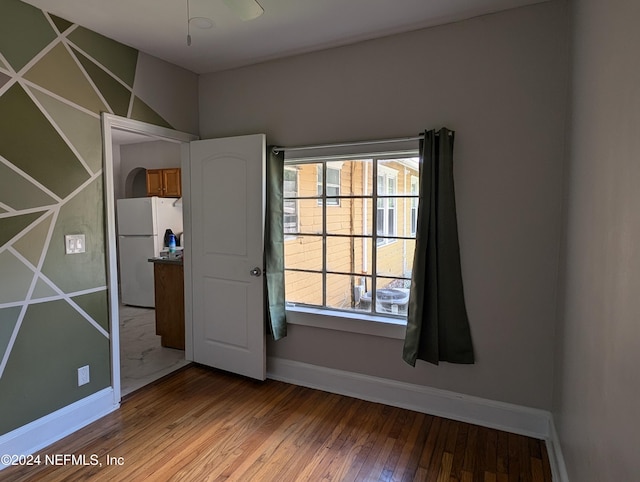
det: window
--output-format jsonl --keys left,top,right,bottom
{"left": 283, "top": 167, "right": 298, "bottom": 235}
{"left": 283, "top": 154, "right": 419, "bottom": 319}
{"left": 410, "top": 176, "right": 419, "bottom": 236}
{"left": 317, "top": 163, "right": 341, "bottom": 205}
{"left": 376, "top": 167, "right": 397, "bottom": 245}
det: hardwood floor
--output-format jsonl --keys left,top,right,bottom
{"left": 2, "top": 365, "right": 552, "bottom": 481}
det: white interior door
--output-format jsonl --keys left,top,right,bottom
{"left": 189, "top": 134, "right": 266, "bottom": 380}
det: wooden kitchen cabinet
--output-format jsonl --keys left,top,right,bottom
{"left": 146, "top": 168, "right": 181, "bottom": 197}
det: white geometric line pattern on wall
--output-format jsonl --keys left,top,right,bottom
{"left": 0, "top": 173, "right": 111, "bottom": 379}
{"left": 0, "top": 206, "right": 59, "bottom": 380}
{"left": 0, "top": 0, "right": 177, "bottom": 436}
{"left": 22, "top": 80, "right": 95, "bottom": 176}
{"left": 8, "top": 246, "right": 110, "bottom": 338}
{"left": 0, "top": 155, "right": 63, "bottom": 204}
{"left": 0, "top": 286, "right": 108, "bottom": 309}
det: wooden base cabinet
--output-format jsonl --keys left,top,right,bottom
{"left": 152, "top": 260, "right": 185, "bottom": 349}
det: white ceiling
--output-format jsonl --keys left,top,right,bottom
{"left": 23, "top": 0, "right": 548, "bottom": 74}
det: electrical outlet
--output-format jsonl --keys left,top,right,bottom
{"left": 78, "top": 365, "right": 90, "bottom": 386}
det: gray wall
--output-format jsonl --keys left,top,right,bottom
{"left": 134, "top": 52, "right": 199, "bottom": 135}
{"left": 199, "top": 0, "right": 569, "bottom": 409}
{"left": 554, "top": 0, "right": 640, "bottom": 479}
{"left": 117, "top": 140, "right": 182, "bottom": 199}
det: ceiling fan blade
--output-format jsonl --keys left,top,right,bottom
{"left": 222, "top": 0, "right": 264, "bottom": 21}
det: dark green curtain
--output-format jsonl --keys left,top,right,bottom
{"left": 403, "top": 128, "right": 474, "bottom": 366}
{"left": 264, "top": 147, "right": 287, "bottom": 340}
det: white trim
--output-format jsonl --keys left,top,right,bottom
{"left": 0, "top": 359, "right": 570, "bottom": 479}
{"left": 0, "top": 388, "right": 117, "bottom": 470}
{"left": 181, "top": 142, "right": 195, "bottom": 362}
{"left": 286, "top": 306, "right": 406, "bottom": 339}
{"left": 267, "top": 357, "right": 570, "bottom": 478}
{"left": 101, "top": 114, "right": 198, "bottom": 405}
{"left": 267, "top": 356, "right": 550, "bottom": 439}
{"left": 547, "top": 418, "right": 571, "bottom": 482}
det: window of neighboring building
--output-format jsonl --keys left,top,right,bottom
{"left": 376, "top": 166, "right": 397, "bottom": 246}
{"left": 410, "top": 175, "right": 419, "bottom": 236}
{"left": 284, "top": 167, "right": 299, "bottom": 235}
{"left": 317, "top": 164, "right": 341, "bottom": 205}
{"left": 283, "top": 154, "right": 419, "bottom": 320}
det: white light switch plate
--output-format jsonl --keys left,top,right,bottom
{"left": 65, "top": 234, "right": 86, "bottom": 254}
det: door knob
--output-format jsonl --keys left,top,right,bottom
{"left": 250, "top": 267, "right": 262, "bottom": 277}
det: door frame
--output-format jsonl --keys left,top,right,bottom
{"left": 101, "top": 113, "right": 198, "bottom": 404}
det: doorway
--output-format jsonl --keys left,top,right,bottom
{"left": 124, "top": 167, "right": 148, "bottom": 198}
{"left": 102, "top": 114, "right": 198, "bottom": 403}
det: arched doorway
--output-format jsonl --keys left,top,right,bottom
{"left": 124, "top": 167, "right": 148, "bottom": 198}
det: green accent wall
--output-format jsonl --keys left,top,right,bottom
{"left": 0, "top": 0, "right": 176, "bottom": 436}
{"left": 0, "top": 162, "right": 57, "bottom": 210}
{"left": 0, "top": 307, "right": 21, "bottom": 367}
{"left": 41, "top": 177, "right": 107, "bottom": 294}
{"left": 23, "top": 43, "right": 108, "bottom": 114}
{"left": 73, "top": 48, "right": 132, "bottom": 117}
{"left": 30, "top": 89, "right": 104, "bottom": 174}
{"left": 0, "top": 84, "right": 91, "bottom": 198}
{"left": 13, "top": 213, "right": 53, "bottom": 267}
{"left": 0, "top": 0, "right": 56, "bottom": 71}
{"left": 0, "top": 71, "right": 10, "bottom": 88}
{"left": 0, "top": 300, "right": 111, "bottom": 435}
{"left": 131, "top": 96, "right": 174, "bottom": 129}
{"left": 67, "top": 26, "right": 138, "bottom": 88}
{"left": 0, "top": 250, "right": 36, "bottom": 304}
{"left": 50, "top": 14, "right": 73, "bottom": 34}
{"left": 0, "top": 211, "right": 45, "bottom": 248}
{"left": 72, "top": 291, "right": 110, "bottom": 332}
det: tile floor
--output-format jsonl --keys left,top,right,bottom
{"left": 119, "top": 304, "right": 190, "bottom": 396}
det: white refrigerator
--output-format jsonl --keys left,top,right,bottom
{"left": 117, "top": 196, "right": 183, "bottom": 307}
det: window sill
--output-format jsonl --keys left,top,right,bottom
{"left": 285, "top": 306, "right": 406, "bottom": 340}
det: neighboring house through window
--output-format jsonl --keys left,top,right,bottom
{"left": 283, "top": 154, "right": 419, "bottom": 320}
{"left": 284, "top": 167, "right": 298, "bottom": 235}
{"left": 317, "top": 163, "right": 341, "bottom": 205}
{"left": 410, "top": 175, "right": 419, "bottom": 236}
{"left": 376, "top": 166, "right": 397, "bottom": 245}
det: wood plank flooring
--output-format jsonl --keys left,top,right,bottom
{"left": 2, "top": 365, "right": 552, "bottom": 481}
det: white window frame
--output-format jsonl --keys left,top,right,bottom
{"left": 317, "top": 163, "right": 341, "bottom": 206}
{"left": 410, "top": 175, "right": 419, "bottom": 236}
{"left": 376, "top": 165, "right": 398, "bottom": 246}
{"left": 282, "top": 144, "right": 419, "bottom": 338}
{"left": 283, "top": 166, "right": 299, "bottom": 238}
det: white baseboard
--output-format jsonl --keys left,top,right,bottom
{"left": 0, "top": 363, "right": 570, "bottom": 481}
{"left": 0, "top": 388, "right": 118, "bottom": 471}
{"left": 546, "top": 418, "right": 570, "bottom": 482}
{"left": 268, "top": 356, "right": 570, "bottom": 481}
{"left": 267, "top": 357, "right": 551, "bottom": 439}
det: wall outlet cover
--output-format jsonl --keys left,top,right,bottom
{"left": 77, "top": 365, "right": 90, "bottom": 386}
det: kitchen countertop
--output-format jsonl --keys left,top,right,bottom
{"left": 148, "top": 256, "right": 183, "bottom": 265}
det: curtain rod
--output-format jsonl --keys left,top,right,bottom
{"left": 271, "top": 134, "right": 434, "bottom": 154}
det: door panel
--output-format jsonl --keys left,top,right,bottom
{"left": 146, "top": 169, "right": 163, "bottom": 196}
{"left": 201, "top": 157, "right": 248, "bottom": 256}
{"left": 163, "top": 168, "right": 182, "bottom": 197}
{"left": 189, "top": 134, "right": 266, "bottom": 380}
{"left": 203, "top": 278, "right": 248, "bottom": 348}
